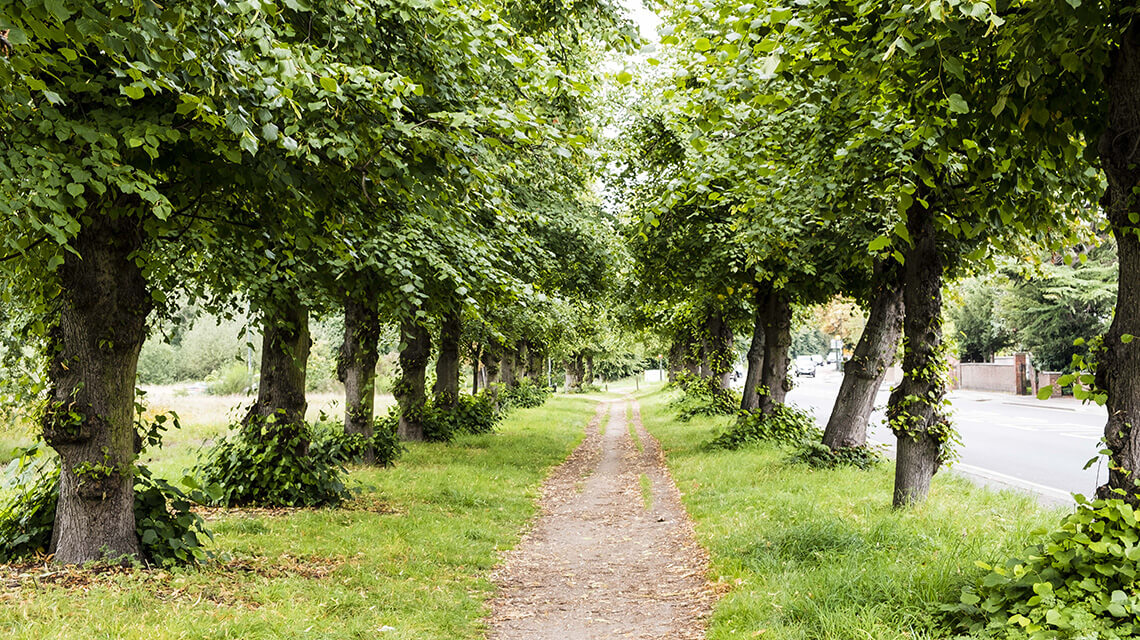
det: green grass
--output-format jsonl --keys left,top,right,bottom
{"left": 639, "top": 473, "right": 652, "bottom": 510}
{"left": 0, "top": 394, "right": 595, "bottom": 640}
{"left": 636, "top": 388, "right": 1067, "bottom": 640}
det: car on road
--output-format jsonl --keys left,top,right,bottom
{"left": 793, "top": 355, "right": 816, "bottom": 377}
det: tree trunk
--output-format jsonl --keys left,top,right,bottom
{"left": 705, "top": 311, "right": 734, "bottom": 391}
{"left": 585, "top": 353, "right": 595, "bottom": 385}
{"left": 500, "top": 347, "right": 517, "bottom": 388}
{"left": 434, "top": 309, "right": 461, "bottom": 409}
{"left": 563, "top": 357, "right": 579, "bottom": 390}
{"left": 667, "top": 336, "right": 685, "bottom": 382}
{"left": 472, "top": 343, "right": 482, "bottom": 394}
{"left": 741, "top": 291, "right": 767, "bottom": 413}
{"left": 889, "top": 202, "right": 950, "bottom": 508}
{"left": 698, "top": 332, "right": 711, "bottom": 379}
{"left": 242, "top": 293, "right": 311, "bottom": 456}
{"left": 396, "top": 318, "right": 431, "bottom": 441}
{"left": 45, "top": 214, "right": 150, "bottom": 564}
{"left": 483, "top": 342, "right": 502, "bottom": 409}
{"left": 1097, "top": 23, "right": 1140, "bottom": 503}
{"left": 757, "top": 294, "right": 793, "bottom": 416}
{"left": 823, "top": 261, "right": 905, "bottom": 450}
{"left": 338, "top": 296, "right": 381, "bottom": 462}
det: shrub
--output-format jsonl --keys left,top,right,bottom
{"left": 501, "top": 379, "right": 551, "bottom": 409}
{"left": 942, "top": 494, "right": 1140, "bottom": 639}
{"left": 706, "top": 404, "right": 818, "bottom": 450}
{"left": 206, "top": 361, "right": 253, "bottom": 395}
{"left": 668, "top": 372, "right": 740, "bottom": 421}
{"left": 790, "top": 440, "right": 883, "bottom": 470}
{"left": 309, "top": 418, "right": 403, "bottom": 467}
{"left": 378, "top": 392, "right": 503, "bottom": 443}
{"left": 0, "top": 445, "right": 58, "bottom": 561}
{"left": 194, "top": 415, "right": 350, "bottom": 508}
{"left": 0, "top": 422, "right": 212, "bottom": 567}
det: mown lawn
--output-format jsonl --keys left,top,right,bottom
{"left": 0, "top": 394, "right": 596, "bottom": 640}
{"left": 637, "top": 388, "right": 1067, "bottom": 640}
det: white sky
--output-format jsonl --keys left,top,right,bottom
{"left": 623, "top": 0, "right": 662, "bottom": 41}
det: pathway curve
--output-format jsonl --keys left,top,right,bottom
{"left": 488, "top": 397, "right": 716, "bottom": 640}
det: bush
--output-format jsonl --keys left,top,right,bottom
{"left": 668, "top": 372, "right": 740, "bottom": 421}
{"left": 377, "top": 392, "right": 504, "bottom": 443}
{"left": 0, "top": 440, "right": 212, "bottom": 566}
{"left": 309, "top": 418, "right": 403, "bottom": 467}
{"left": 706, "top": 404, "right": 818, "bottom": 450}
{"left": 501, "top": 379, "right": 551, "bottom": 409}
{"left": 194, "top": 415, "right": 350, "bottom": 508}
{"left": 206, "top": 361, "right": 253, "bottom": 395}
{"left": 790, "top": 440, "right": 883, "bottom": 470}
{"left": 942, "top": 494, "right": 1140, "bottom": 639}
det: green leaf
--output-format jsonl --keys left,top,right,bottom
{"left": 123, "top": 85, "right": 145, "bottom": 100}
{"left": 616, "top": 71, "right": 633, "bottom": 84}
{"left": 694, "top": 38, "right": 711, "bottom": 52}
{"left": 1123, "top": 334, "right": 1134, "bottom": 344}
{"left": 867, "top": 236, "right": 891, "bottom": 252}
{"left": 44, "top": 0, "right": 75, "bottom": 21}
{"left": 1061, "top": 52, "right": 1082, "bottom": 73}
{"left": 1037, "top": 386, "right": 1054, "bottom": 400}
{"left": 319, "top": 77, "right": 338, "bottom": 92}
{"left": 948, "top": 93, "right": 970, "bottom": 114}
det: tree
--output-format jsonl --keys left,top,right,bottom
{"left": 949, "top": 278, "right": 1013, "bottom": 363}
{"left": 999, "top": 244, "right": 1117, "bottom": 372}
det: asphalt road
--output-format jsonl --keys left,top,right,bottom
{"left": 786, "top": 369, "right": 1108, "bottom": 506}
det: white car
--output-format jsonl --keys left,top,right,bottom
{"left": 793, "top": 356, "right": 816, "bottom": 377}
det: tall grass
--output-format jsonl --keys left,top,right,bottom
{"left": 637, "top": 389, "right": 1065, "bottom": 639}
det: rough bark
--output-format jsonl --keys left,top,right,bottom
{"left": 242, "top": 294, "right": 311, "bottom": 457}
{"left": 888, "top": 202, "right": 949, "bottom": 508}
{"left": 757, "top": 294, "right": 793, "bottom": 417}
{"left": 741, "top": 291, "right": 767, "bottom": 413}
{"left": 396, "top": 319, "right": 431, "bottom": 441}
{"left": 585, "top": 353, "right": 595, "bottom": 385}
{"left": 338, "top": 297, "right": 381, "bottom": 462}
{"left": 500, "top": 348, "right": 517, "bottom": 388}
{"left": 823, "top": 261, "right": 905, "bottom": 451}
{"left": 1097, "top": 23, "right": 1140, "bottom": 502}
{"left": 433, "top": 310, "right": 461, "bottom": 409}
{"left": 45, "top": 213, "right": 150, "bottom": 564}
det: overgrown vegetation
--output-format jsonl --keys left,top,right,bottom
{"left": 790, "top": 440, "right": 883, "bottom": 470}
{"left": 500, "top": 379, "right": 552, "bottom": 409}
{"left": 194, "top": 416, "right": 351, "bottom": 508}
{"left": 706, "top": 404, "right": 817, "bottom": 450}
{"left": 309, "top": 419, "right": 404, "bottom": 467}
{"left": 943, "top": 493, "right": 1140, "bottom": 639}
{"left": 668, "top": 372, "right": 739, "bottom": 421}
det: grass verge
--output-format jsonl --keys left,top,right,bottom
{"left": 0, "top": 394, "right": 594, "bottom": 640}
{"left": 636, "top": 388, "right": 1066, "bottom": 639}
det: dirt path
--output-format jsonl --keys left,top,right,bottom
{"left": 488, "top": 397, "right": 716, "bottom": 640}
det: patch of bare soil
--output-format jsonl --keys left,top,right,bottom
{"left": 488, "top": 398, "right": 718, "bottom": 640}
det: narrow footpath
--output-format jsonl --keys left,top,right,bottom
{"left": 488, "top": 398, "right": 716, "bottom": 640}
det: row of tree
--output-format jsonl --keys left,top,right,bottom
{"left": 0, "top": 0, "right": 637, "bottom": 564}
{"left": 614, "top": 1, "right": 1140, "bottom": 508}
